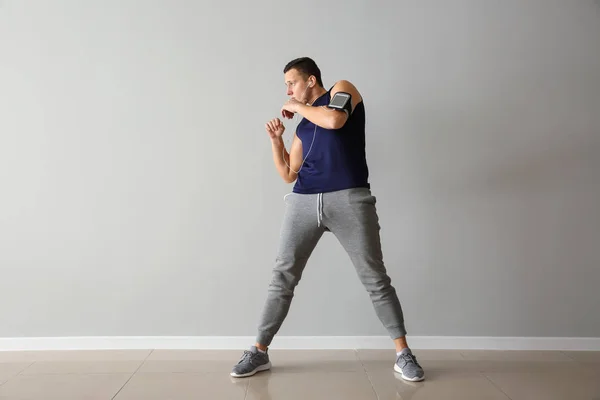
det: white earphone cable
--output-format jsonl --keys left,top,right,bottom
{"left": 282, "top": 83, "right": 317, "bottom": 174}
{"left": 283, "top": 118, "right": 316, "bottom": 174}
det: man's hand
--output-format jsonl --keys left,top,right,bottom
{"left": 281, "top": 98, "right": 303, "bottom": 119}
{"left": 266, "top": 118, "right": 285, "bottom": 139}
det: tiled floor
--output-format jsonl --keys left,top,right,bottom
{"left": 0, "top": 349, "right": 599, "bottom": 399}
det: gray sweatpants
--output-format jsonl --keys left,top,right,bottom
{"left": 256, "top": 187, "right": 407, "bottom": 346}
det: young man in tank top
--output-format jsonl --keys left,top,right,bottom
{"left": 230, "top": 57, "right": 425, "bottom": 382}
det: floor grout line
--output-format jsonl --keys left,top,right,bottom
{"left": 243, "top": 371, "right": 250, "bottom": 400}
{"left": 560, "top": 350, "right": 577, "bottom": 362}
{"left": 481, "top": 372, "right": 514, "bottom": 400}
{"left": 16, "top": 361, "right": 36, "bottom": 376}
{"left": 0, "top": 360, "right": 37, "bottom": 386}
{"left": 110, "top": 349, "right": 154, "bottom": 400}
{"left": 355, "top": 349, "right": 380, "bottom": 400}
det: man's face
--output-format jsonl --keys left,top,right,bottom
{"left": 284, "top": 69, "right": 310, "bottom": 101}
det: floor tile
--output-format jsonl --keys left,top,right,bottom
{"left": 265, "top": 350, "right": 363, "bottom": 373}
{"left": 141, "top": 349, "right": 362, "bottom": 374}
{"left": 0, "top": 373, "right": 131, "bottom": 400}
{"left": 367, "top": 369, "right": 511, "bottom": 400}
{"left": 113, "top": 372, "right": 248, "bottom": 400}
{"left": 458, "top": 350, "right": 582, "bottom": 373}
{"left": 21, "top": 360, "right": 144, "bottom": 375}
{"left": 140, "top": 350, "right": 246, "bottom": 373}
{"left": 484, "top": 369, "right": 600, "bottom": 400}
{"left": 0, "top": 363, "right": 33, "bottom": 385}
{"left": 357, "top": 349, "right": 465, "bottom": 361}
{"left": 245, "top": 371, "right": 378, "bottom": 400}
{"left": 563, "top": 351, "right": 600, "bottom": 368}
{"left": 0, "top": 350, "right": 151, "bottom": 363}
{"left": 461, "top": 350, "right": 573, "bottom": 362}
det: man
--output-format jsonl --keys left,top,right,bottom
{"left": 230, "top": 57, "right": 425, "bottom": 382}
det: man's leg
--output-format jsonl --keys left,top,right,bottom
{"left": 325, "top": 188, "right": 407, "bottom": 342}
{"left": 324, "top": 188, "right": 425, "bottom": 381}
{"left": 255, "top": 192, "right": 326, "bottom": 347}
{"left": 231, "top": 193, "right": 325, "bottom": 377}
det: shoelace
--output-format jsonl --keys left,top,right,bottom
{"left": 398, "top": 353, "right": 419, "bottom": 366}
{"left": 237, "top": 350, "right": 253, "bottom": 364}
{"left": 238, "top": 350, "right": 265, "bottom": 365}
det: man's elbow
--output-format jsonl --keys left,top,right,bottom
{"left": 328, "top": 112, "right": 348, "bottom": 130}
{"left": 283, "top": 173, "right": 297, "bottom": 184}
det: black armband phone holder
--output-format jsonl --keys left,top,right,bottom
{"left": 328, "top": 92, "right": 352, "bottom": 116}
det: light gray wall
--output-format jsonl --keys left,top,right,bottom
{"left": 1, "top": 0, "right": 599, "bottom": 340}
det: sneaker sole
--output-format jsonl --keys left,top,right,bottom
{"left": 394, "top": 363, "right": 425, "bottom": 382}
{"left": 230, "top": 361, "right": 271, "bottom": 378}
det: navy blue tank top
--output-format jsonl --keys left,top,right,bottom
{"left": 293, "top": 88, "right": 370, "bottom": 194}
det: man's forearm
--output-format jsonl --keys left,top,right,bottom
{"left": 295, "top": 104, "right": 346, "bottom": 130}
{"left": 271, "top": 137, "right": 293, "bottom": 182}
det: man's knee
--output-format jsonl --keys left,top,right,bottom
{"left": 269, "top": 258, "right": 305, "bottom": 293}
{"left": 359, "top": 272, "right": 395, "bottom": 295}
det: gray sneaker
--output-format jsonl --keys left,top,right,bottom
{"left": 230, "top": 346, "right": 271, "bottom": 378}
{"left": 394, "top": 348, "right": 425, "bottom": 382}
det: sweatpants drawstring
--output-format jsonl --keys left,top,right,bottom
{"left": 317, "top": 193, "right": 323, "bottom": 226}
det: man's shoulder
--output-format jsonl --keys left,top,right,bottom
{"left": 329, "top": 80, "right": 362, "bottom": 102}
{"left": 329, "top": 79, "right": 358, "bottom": 90}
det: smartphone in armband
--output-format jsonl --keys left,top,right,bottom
{"left": 328, "top": 92, "right": 352, "bottom": 116}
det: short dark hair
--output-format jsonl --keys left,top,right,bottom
{"left": 283, "top": 57, "right": 323, "bottom": 87}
